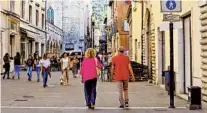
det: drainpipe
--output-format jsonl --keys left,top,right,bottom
{"left": 141, "top": 0, "right": 144, "bottom": 75}
{"left": 45, "top": 0, "right": 47, "bottom": 56}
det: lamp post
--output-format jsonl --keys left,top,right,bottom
{"left": 105, "top": 26, "right": 111, "bottom": 53}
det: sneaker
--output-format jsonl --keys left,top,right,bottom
{"left": 119, "top": 105, "right": 125, "bottom": 108}
{"left": 37, "top": 79, "right": 40, "bottom": 82}
{"left": 91, "top": 104, "right": 95, "bottom": 110}
{"left": 12, "top": 76, "right": 15, "bottom": 79}
{"left": 125, "top": 102, "right": 129, "bottom": 107}
{"left": 2, "top": 75, "right": 5, "bottom": 79}
{"left": 7, "top": 77, "right": 10, "bottom": 79}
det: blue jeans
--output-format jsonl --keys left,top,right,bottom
{"left": 42, "top": 70, "right": 48, "bottom": 86}
{"left": 84, "top": 78, "right": 97, "bottom": 106}
{"left": 36, "top": 66, "right": 40, "bottom": 80}
{"left": 14, "top": 65, "right": 20, "bottom": 79}
{"left": 27, "top": 66, "right": 33, "bottom": 80}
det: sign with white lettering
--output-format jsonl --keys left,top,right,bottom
{"left": 163, "top": 14, "right": 180, "bottom": 22}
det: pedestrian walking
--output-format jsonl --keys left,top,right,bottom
{"left": 35, "top": 56, "right": 41, "bottom": 82}
{"left": 71, "top": 56, "right": 79, "bottom": 78}
{"left": 26, "top": 55, "right": 34, "bottom": 81}
{"left": 111, "top": 46, "right": 135, "bottom": 108}
{"left": 13, "top": 52, "right": 21, "bottom": 79}
{"left": 3, "top": 53, "right": 10, "bottom": 79}
{"left": 60, "top": 52, "right": 70, "bottom": 85}
{"left": 80, "top": 48, "right": 101, "bottom": 109}
{"left": 41, "top": 54, "right": 51, "bottom": 88}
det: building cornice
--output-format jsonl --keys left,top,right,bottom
{"left": 1, "top": 9, "right": 20, "bottom": 20}
{"left": 20, "top": 18, "right": 30, "bottom": 24}
{"left": 20, "top": 27, "right": 40, "bottom": 35}
{"left": 46, "top": 21, "right": 63, "bottom": 32}
{"left": 28, "top": 24, "right": 46, "bottom": 33}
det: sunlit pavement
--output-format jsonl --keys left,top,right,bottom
{"left": 1, "top": 71, "right": 206, "bottom": 113}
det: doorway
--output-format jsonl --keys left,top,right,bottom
{"left": 10, "top": 35, "right": 15, "bottom": 57}
{"left": 146, "top": 9, "right": 152, "bottom": 80}
{"left": 183, "top": 15, "right": 192, "bottom": 93}
{"left": 161, "top": 31, "right": 166, "bottom": 84}
{"left": 28, "top": 40, "right": 33, "bottom": 56}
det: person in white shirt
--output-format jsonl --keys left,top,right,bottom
{"left": 41, "top": 54, "right": 51, "bottom": 88}
{"left": 35, "top": 56, "right": 41, "bottom": 82}
{"left": 60, "top": 52, "right": 70, "bottom": 85}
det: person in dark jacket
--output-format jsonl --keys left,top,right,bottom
{"left": 3, "top": 53, "right": 10, "bottom": 79}
{"left": 12, "top": 52, "right": 21, "bottom": 79}
{"left": 27, "top": 55, "right": 34, "bottom": 81}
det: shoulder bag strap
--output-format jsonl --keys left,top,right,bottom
{"left": 94, "top": 58, "right": 98, "bottom": 67}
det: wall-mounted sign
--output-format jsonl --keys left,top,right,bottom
{"left": 161, "top": 0, "right": 182, "bottom": 12}
{"left": 163, "top": 14, "right": 180, "bottom": 22}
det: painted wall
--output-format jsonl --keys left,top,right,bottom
{"left": 135, "top": 0, "right": 202, "bottom": 94}
{"left": 62, "top": 0, "right": 85, "bottom": 51}
{"left": 110, "top": 1, "right": 129, "bottom": 51}
{"left": 117, "top": 1, "right": 129, "bottom": 50}
{"left": 131, "top": 2, "right": 142, "bottom": 63}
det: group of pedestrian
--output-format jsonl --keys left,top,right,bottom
{"left": 80, "top": 47, "right": 135, "bottom": 109}
{"left": 3, "top": 52, "right": 21, "bottom": 80}
{"left": 59, "top": 52, "right": 80, "bottom": 85}
{"left": 2, "top": 46, "right": 136, "bottom": 109}
{"left": 2, "top": 52, "right": 52, "bottom": 88}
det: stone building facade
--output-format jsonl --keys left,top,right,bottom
{"left": 109, "top": 0, "right": 129, "bottom": 55}
{"left": 1, "top": 0, "right": 21, "bottom": 72}
{"left": 20, "top": 0, "right": 46, "bottom": 61}
{"left": 199, "top": 0, "right": 207, "bottom": 102}
{"left": 46, "top": 21, "right": 63, "bottom": 57}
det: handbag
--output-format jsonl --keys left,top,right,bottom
{"left": 94, "top": 58, "right": 100, "bottom": 75}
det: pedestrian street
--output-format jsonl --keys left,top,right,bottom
{"left": 1, "top": 71, "right": 206, "bottom": 113}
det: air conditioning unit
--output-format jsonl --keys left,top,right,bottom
{"left": 122, "top": 20, "right": 129, "bottom": 32}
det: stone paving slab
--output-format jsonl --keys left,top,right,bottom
{"left": 1, "top": 71, "right": 206, "bottom": 113}
{"left": 1, "top": 108, "right": 205, "bottom": 113}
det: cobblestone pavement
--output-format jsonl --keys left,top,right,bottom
{"left": 1, "top": 71, "right": 206, "bottom": 113}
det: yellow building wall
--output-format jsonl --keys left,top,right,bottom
{"left": 131, "top": 0, "right": 202, "bottom": 94}
{"left": 1, "top": 0, "right": 21, "bottom": 57}
{"left": 145, "top": 0, "right": 202, "bottom": 92}
{"left": 132, "top": 2, "right": 142, "bottom": 63}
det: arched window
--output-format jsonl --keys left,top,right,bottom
{"left": 47, "top": 6, "right": 54, "bottom": 23}
{"left": 47, "top": 8, "right": 51, "bottom": 22}
{"left": 51, "top": 8, "right": 54, "bottom": 24}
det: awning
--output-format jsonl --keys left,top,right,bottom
{"left": 27, "top": 31, "right": 38, "bottom": 39}
{"left": 20, "top": 28, "right": 39, "bottom": 40}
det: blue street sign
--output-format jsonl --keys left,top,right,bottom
{"left": 166, "top": 0, "right": 176, "bottom": 10}
{"left": 161, "top": 0, "right": 181, "bottom": 12}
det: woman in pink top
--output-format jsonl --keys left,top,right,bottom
{"left": 80, "top": 48, "right": 101, "bottom": 110}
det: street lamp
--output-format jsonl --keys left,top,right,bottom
{"left": 104, "top": 26, "right": 111, "bottom": 53}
